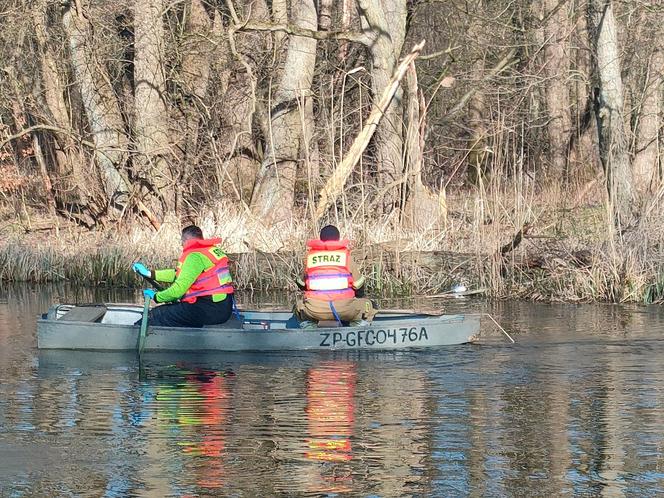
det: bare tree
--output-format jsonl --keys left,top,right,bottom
{"left": 219, "top": 0, "right": 270, "bottom": 202}
{"left": 31, "top": 0, "right": 79, "bottom": 182}
{"left": 357, "top": 0, "right": 408, "bottom": 207}
{"left": 133, "top": 0, "right": 173, "bottom": 216}
{"left": 633, "top": 20, "right": 663, "bottom": 197}
{"left": 250, "top": 0, "right": 318, "bottom": 224}
{"left": 29, "top": 0, "right": 124, "bottom": 215}
{"left": 178, "top": 0, "right": 216, "bottom": 174}
{"left": 63, "top": 1, "right": 131, "bottom": 209}
{"left": 542, "top": 0, "right": 572, "bottom": 179}
{"left": 402, "top": 63, "right": 441, "bottom": 228}
{"left": 465, "top": 1, "right": 490, "bottom": 187}
{"left": 566, "top": 0, "right": 598, "bottom": 183}
{"left": 587, "top": 0, "right": 633, "bottom": 227}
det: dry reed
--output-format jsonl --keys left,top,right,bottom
{"left": 1, "top": 175, "right": 663, "bottom": 304}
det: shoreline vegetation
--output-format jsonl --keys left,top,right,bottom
{"left": 2, "top": 188, "right": 663, "bottom": 305}
{"left": 1, "top": 1, "right": 662, "bottom": 309}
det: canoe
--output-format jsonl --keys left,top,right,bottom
{"left": 37, "top": 303, "right": 481, "bottom": 351}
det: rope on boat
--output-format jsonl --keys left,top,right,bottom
{"left": 484, "top": 313, "right": 515, "bottom": 343}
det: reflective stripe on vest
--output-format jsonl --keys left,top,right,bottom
{"left": 176, "top": 238, "right": 234, "bottom": 303}
{"left": 304, "top": 239, "right": 355, "bottom": 301}
{"left": 184, "top": 283, "right": 235, "bottom": 300}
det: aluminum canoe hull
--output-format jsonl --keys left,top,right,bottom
{"left": 37, "top": 304, "right": 480, "bottom": 351}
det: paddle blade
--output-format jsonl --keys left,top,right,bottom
{"left": 138, "top": 295, "right": 150, "bottom": 355}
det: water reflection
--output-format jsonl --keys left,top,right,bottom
{"left": 1, "top": 284, "right": 664, "bottom": 496}
{"left": 305, "top": 362, "right": 355, "bottom": 463}
{"left": 152, "top": 366, "right": 232, "bottom": 490}
{"left": 304, "top": 362, "right": 356, "bottom": 493}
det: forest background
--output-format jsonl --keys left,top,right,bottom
{"left": 0, "top": 0, "right": 662, "bottom": 303}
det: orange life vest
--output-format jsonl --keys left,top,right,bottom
{"left": 304, "top": 239, "right": 355, "bottom": 301}
{"left": 177, "top": 238, "right": 234, "bottom": 303}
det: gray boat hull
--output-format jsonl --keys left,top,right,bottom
{"left": 37, "top": 304, "right": 481, "bottom": 351}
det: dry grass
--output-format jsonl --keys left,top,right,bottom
{"left": 1, "top": 180, "right": 663, "bottom": 303}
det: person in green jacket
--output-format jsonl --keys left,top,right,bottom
{"left": 132, "top": 225, "right": 235, "bottom": 327}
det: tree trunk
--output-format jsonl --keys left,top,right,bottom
{"left": 63, "top": 1, "right": 130, "bottom": 206}
{"left": 404, "top": 64, "right": 423, "bottom": 204}
{"left": 543, "top": 0, "right": 572, "bottom": 180}
{"left": 178, "top": 0, "right": 215, "bottom": 186}
{"left": 33, "top": 2, "right": 69, "bottom": 133}
{"left": 31, "top": 132, "right": 57, "bottom": 216}
{"left": 465, "top": 2, "right": 490, "bottom": 187}
{"left": 319, "top": 0, "right": 334, "bottom": 30}
{"left": 220, "top": 0, "right": 269, "bottom": 202}
{"left": 633, "top": 27, "right": 663, "bottom": 197}
{"left": 587, "top": 0, "right": 633, "bottom": 228}
{"left": 271, "top": 0, "right": 289, "bottom": 49}
{"left": 250, "top": 0, "right": 318, "bottom": 225}
{"left": 133, "top": 0, "right": 173, "bottom": 215}
{"left": 402, "top": 64, "right": 440, "bottom": 228}
{"left": 31, "top": 0, "right": 74, "bottom": 179}
{"left": 357, "top": 0, "right": 408, "bottom": 209}
{"left": 338, "top": 0, "right": 354, "bottom": 62}
{"left": 466, "top": 58, "right": 489, "bottom": 187}
{"left": 32, "top": 0, "right": 96, "bottom": 209}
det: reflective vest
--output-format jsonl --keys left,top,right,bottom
{"left": 177, "top": 238, "right": 234, "bottom": 303}
{"left": 304, "top": 239, "right": 355, "bottom": 301}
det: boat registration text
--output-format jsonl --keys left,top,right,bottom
{"left": 319, "top": 327, "right": 429, "bottom": 347}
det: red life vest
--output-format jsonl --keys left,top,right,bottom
{"left": 177, "top": 238, "right": 234, "bottom": 303}
{"left": 304, "top": 239, "right": 355, "bottom": 301}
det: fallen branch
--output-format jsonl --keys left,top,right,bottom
{"left": 440, "top": 47, "right": 518, "bottom": 123}
{"left": 0, "top": 124, "right": 94, "bottom": 150}
{"left": 425, "top": 288, "right": 488, "bottom": 298}
{"left": 485, "top": 313, "right": 515, "bottom": 343}
{"left": 500, "top": 223, "right": 531, "bottom": 255}
{"left": 233, "top": 20, "right": 372, "bottom": 46}
{"left": 135, "top": 199, "right": 161, "bottom": 231}
{"left": 315, "top": 40, "right": 426, "bottom": 221}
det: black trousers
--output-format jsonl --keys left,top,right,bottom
{"left": 137, "top": 295, "right": 233, "bottom": 328}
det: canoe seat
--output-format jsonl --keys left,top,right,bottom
{"left": 59, "top": 305, "right": 107, "bottom": 323}
{"left": 317, "top": 320, "right": 341, "bottom": 328}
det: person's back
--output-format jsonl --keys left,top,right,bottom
{"left": 133, "top": 225, "right": 235, "bottom": 328}
{"left": 294, "top": 225, "right": 376, "bottom": 328}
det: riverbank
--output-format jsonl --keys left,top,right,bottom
{"left": 2, "top": 186, "right": 663, "bottom": 304}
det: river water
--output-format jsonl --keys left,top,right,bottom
{"left": 1, "top": 284, "right": 663, "bottom": 497}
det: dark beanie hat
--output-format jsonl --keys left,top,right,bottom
{"left": 319, "top": 225, "right": 340, "bottom": 241}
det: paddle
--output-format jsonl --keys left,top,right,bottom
{"left": 133, "top": 266, "right": 160, "bottom": 358}
{"left": 138, "top": 294, "right": 150, "bottom": 357}
{"left": 143, "top": 274, "right": 165, "bottom": 291}
{"left": 378, "top": 308, "right": 445, "bottom": 316}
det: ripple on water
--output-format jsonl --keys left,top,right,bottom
{"left": 2, "top": 291, "right": 664, "bottom": 495}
